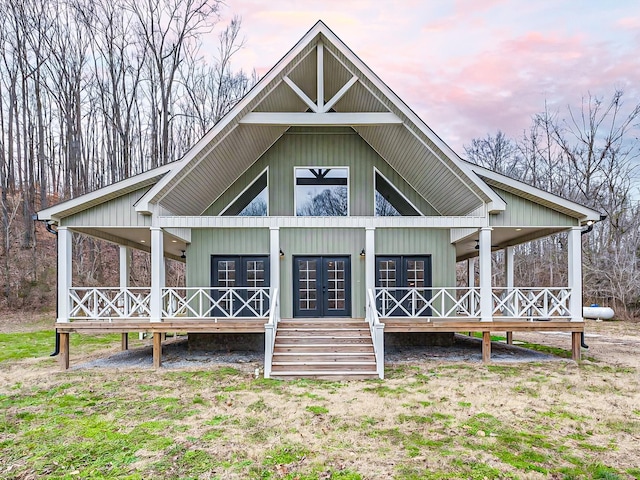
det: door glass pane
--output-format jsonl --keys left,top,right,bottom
{"left": 327, "top": 260, "right": 345, "bottom": 311}
{"left": 298, "top": 260, "right": 317, "bottom": 311}
{"left": 245, "top": 260, "right": 266, "bottom": 312}
{"left": 406, "top": 259, "right": 426, "bottom": 312}
{"left": 217, "top": 260, "right": 236, "bottom": 312}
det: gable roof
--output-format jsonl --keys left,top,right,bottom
{"left": 469, "top": 163, "right": 602, "bottom": 223}
{"left": 37, "top": 163, "right": 174, "bottom": 222}
{"left": 134, "top": 21, "right": 507, "bottom": 217}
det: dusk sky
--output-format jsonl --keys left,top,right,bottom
{"left": 217, "top": 1, "right": 640, "bottom": 157}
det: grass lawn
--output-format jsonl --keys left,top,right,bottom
{"left": 1, "top": 328, "right": 639, "bottom": 479}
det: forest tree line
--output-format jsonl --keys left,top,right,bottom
{"left": 465, "top": 91, "right": 640, "bottom": 318}
{"left": 1, "top": 0, "right": 638, "bottom": 317}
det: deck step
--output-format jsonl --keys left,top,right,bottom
{"left": 270, "top": 318, "right": 378, "bottom": 380}
{"left": 274, "top": 344, "right": 374, "bottom": 354}
{"left": 268, "top": 371, "right": 379, "bottom": 380}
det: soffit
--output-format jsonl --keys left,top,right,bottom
{"left": 152, "top": 23, "right": 495, "bottom": 217}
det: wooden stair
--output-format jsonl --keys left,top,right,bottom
{"left": 270, "top": 318, "right": 379, "bottom": 380}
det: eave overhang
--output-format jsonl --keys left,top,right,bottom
{"left": 135, "top": 21, "right": 506, "bottom": 218}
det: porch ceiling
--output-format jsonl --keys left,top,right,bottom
{"left": 71, "top": 227, "right": 188, "bottom": 260}
{"left": 454, "top": 226, "right": 569, "bottom": 262}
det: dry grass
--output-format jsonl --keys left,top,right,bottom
{"left": 1, "top": 316, "right": 639, "bottom": 479}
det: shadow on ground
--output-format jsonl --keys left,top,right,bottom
{"left": 74, "top": 333, "right": 561, "bottom": 370}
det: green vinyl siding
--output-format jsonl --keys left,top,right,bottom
{"left": 280, "top": 228, "right": 365, "bottom": 318}
{"left": 490, "top": 188, "right": 578, "bottom": 227}
{"left": 203, "top": 127, "right": 439, "bottom": 217}
{"left": 186, "top": 228, "right": 269, "bottom": 288}
{"left": 375, "top": 228, "right": 456, "bottom": 288}
{"left": 61, "top": 189, "right": 151, "bottom": 227}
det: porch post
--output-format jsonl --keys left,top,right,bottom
{"left": 504, "top": 246, "right": 515, "bottom": 343}
{"left": 269, "top": 227, "right": 280, "bottom": 296}
{"left": 479, "top": 227, "right": 493, "bottom": 322}
{"left": 567, "top": 227, "right": 583, "bottom": 322}
{"left": 365, "top": 227, "right": 375, "bottom": 293}
{"left": 120, "top": 246, "right": 131, "bottom": 350}
{"left": 57, "top": 227, "right": 72, "bottom": 323}
{"left": 467, "top": 257, "right": 475, "bottom": 288}
{"left": 150, "top": 227, "right": 164, "bottom": 323}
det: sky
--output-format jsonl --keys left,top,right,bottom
{"left": 214, "top": 0, "right": 640, "bottom": 157}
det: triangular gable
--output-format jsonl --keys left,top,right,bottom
{"left": 136, "top": 21, "right": 505, "bottom": 217}
{"left": 468, "top": 163, "right": 601, "bottom": 223}
{"left": 37, "top": 163, "right": 173, "bottom": 222}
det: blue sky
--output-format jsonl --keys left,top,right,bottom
{"left": 216, "top": 0, "right": 640, "bottom": 155}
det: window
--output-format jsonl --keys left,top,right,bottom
{"left": 295, "top": 167, "right": 348, "bottom": 216}
{"left": 221, "top": 170, "right": 268, "bottom": 216}
{"left": 374, "top": 170, "right": 420, "bottom": 216}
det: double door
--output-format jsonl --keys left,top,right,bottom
{"left": 294, "top": 256, "right": 351, "bottom": 317}
{"left": 376, "top": 256, "right": 432, "bottom": 316}
{"left": 211, "top": 256, "right": 269, "bottom": 316}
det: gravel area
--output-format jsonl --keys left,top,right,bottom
{"left": 73, "top": 333, "right": 559, "bottom": 370}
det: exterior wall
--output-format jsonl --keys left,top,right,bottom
{"left": 186, "top": 228, "right": 270, "bottom": 287}
{"left": 375, "top": 228, "right": 456, "bottom": 287}
{"left": 203, "top": 127, "right": 439, "bottom": 217}
{"left": 60, "top": 189, "right": 152, "bottom": 227}
{"left": 490, "top": 188, "right": 578, "bottom": 227}
{"left": 186, "top": 226, "right": 455, "bottom": 319}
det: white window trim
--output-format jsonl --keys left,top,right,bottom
{"left": 294, "top": 166, "right": 350, "bottom": 217}
{"left": 373, "top": 167, "right": 424, "bottom": 216}
{"left": 219, "top": 167, "right": 269, "bottom": 216}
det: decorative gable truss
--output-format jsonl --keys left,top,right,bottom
{"left": 242, "top": 43, "right": 402, "bottom": 126}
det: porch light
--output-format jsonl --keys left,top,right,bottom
{"left": 280, "top": 250, "right": 285, "bottom": 257}
{"left": 180, "top": 250, "right": 186, "bottom": 259}
{"left": 360, "top": 249, "right": 365, "bottom": 257}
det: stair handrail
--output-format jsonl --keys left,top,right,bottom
{"left": 366, "top": 288, "right": 385, "bottom": 379}
{"left": 264, "top": 288, "right": 279, "bottom": 378}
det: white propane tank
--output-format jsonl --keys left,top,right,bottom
{"left": 582, "top": 305, "right": 615, "bottom": 320}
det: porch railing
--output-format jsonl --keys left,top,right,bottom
{"left": 67, "top": 287, "right": 271, "bottom": 320}
{"left": 491, "top": 287, "right": 571, "bottom": 319}
{"left": 264, "top": 288, "right": 280, "bottom": 378}
{"left": 374, "top": 287, "right": 481, "bottom": 318}
{"left": 161, "top": 287, "right": 271, "bottom": 318}
{"left": 366, "top": 289, "right": 385, "bottom": 379}
{"left": 375, "top": 287, "right": 571, "bottom": 320}
{"left": 69, "top": 287, "right": 152, "bottom": 320}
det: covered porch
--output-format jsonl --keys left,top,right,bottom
{"left": 53, "top": 218, "right": 588, "bottom": 377}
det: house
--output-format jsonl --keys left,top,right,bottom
{"left": 37, "top": 21, "right": 601, "bottom": 379}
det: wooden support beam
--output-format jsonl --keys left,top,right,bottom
{"left": 121, "top": 333, "right": 129, "bottom": 351}
{"left": 506, "top": 332, "right": 513, "bottom": 345}
{"left": 59, "top": 332, "right": 70, "bottom": 371}
{"left": 482, "top": 331, "right": 491, "bottom": 364}
{"left": 153, "top": 332, "right": 162, "bottom": 368}
{"left": 572, "top": 331, "right": 581, "bottom": 362}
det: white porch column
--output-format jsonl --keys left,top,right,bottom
{"left": 119, "top": 246, "right": 131, "bottom": 288}
{"left": 119, "top": 246, "right": 132, "bottom": 347}
{"left": 269, "top": 227, "right": 280, "bottom": 295}
{"left": 467, "top": 258, "right": 475, "bottom": 288}
{"left": 150, "top": 227, "right": 164, "bottom": 322}
{"left": 568, "top": 227, "right": 583, "bottom": 322}
{"left": 479, "top": 227, "right": 493, "bottom": 322}
{"left": 505, "top": 246, "right": 514, "bottom": 289}
{"left": 365, "top": 227, "right": 375, "bottom": 293}
{"left": 57, "top": 227, "right": 72, "bottom": 323}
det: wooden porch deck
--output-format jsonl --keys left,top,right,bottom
{"left": 55, "top": 317, "right": 585, "bottom": 372}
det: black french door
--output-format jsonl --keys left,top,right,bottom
{"left": 294, "top": 256, "right": 351, "bottom": 317}
{"left": 211, "top": 256, "right": 269, "bottom": 316}
{"left": 375, "top": 256, "right": 432, "bottom": 316}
